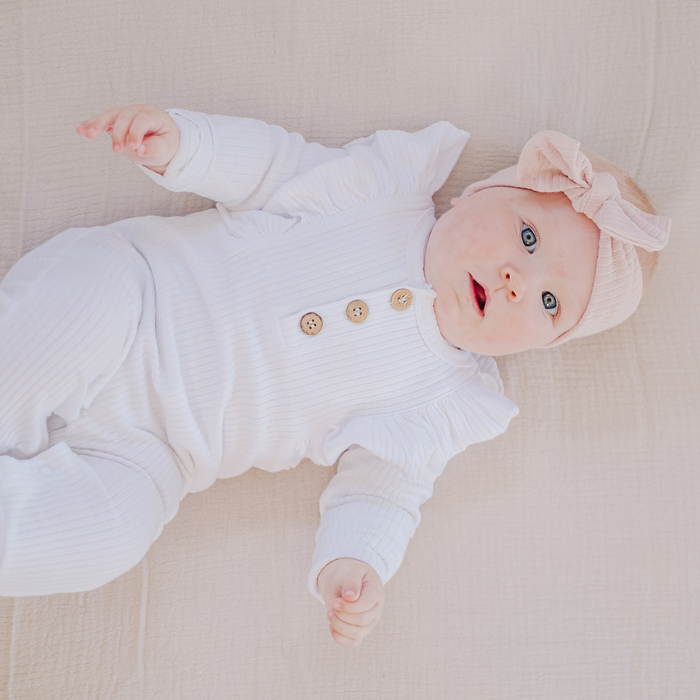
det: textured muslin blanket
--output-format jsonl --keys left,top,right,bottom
{"left": 1, "top": 0, "right": 698, "bottom": 698}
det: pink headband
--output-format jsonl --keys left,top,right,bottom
{"left": 461, "top": 131, "right": 671, "bottom": 346}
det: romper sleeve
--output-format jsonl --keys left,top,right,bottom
{"left": 140, "top": 111, "right": 469, "bottom": 216}
{"left": 138, "top": 109, "right": 346, "bottom": 211}
{"left": 309, "top": 446, "right": 439, "bottom": 603}
{"left": 307, "top": 373, "right": 519, "bottom": 603}
{"left": 264, "top": 121, "right": 469, "bottom": 223}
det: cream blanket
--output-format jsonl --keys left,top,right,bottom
{"left": 1, "top": 1, "right": 698, "bottom": 697}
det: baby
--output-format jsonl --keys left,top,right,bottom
{"left": 0, "top": 105, "right": 669, "bottom": 648}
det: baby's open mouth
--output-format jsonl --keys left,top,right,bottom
{"left": 472, "top": 277, "right": 486, "bottom": 315}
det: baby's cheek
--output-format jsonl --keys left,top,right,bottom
{"left": 473, "top": 237, "right": 500, "bottom": 258}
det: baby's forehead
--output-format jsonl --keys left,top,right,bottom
{"left": 526, "top": 191, "right": 598, "bottom": 236}
{"left": 490, "top": 187, "right": 570, "bottom": 221}
{"left": 523, "top": 189, "right": 571, "bottom": 214}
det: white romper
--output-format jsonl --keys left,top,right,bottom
{"left": 0, "top": 110, "right": 518, "bottom": 598}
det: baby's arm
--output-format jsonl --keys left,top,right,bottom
{"left": 76, "top": 105, "right": 180, "bottom": 174}
{"left": 317, "top": 558, "right": 385, "bottom": 649}
{"left": 309, "top": 446, "right": 447, "bottom": 647}
{"left": 81, "top": 105, "right": 347, "bottom": 211}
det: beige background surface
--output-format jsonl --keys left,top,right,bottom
{"left": 1, "top": 0, "right": 699, "bottom": 698}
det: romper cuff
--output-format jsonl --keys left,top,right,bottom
{"left": 307, "top": 496, "right": 416, "bottom": 603}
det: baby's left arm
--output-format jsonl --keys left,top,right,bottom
{"left": 317, "top": 558, "right": 385, "bottom": 648}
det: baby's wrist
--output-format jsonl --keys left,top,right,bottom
{"left": 145, "top": 163, "right": 169, "bottom": 176}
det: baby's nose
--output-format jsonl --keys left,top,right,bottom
{"left": 503, "top": 267, "right": 525, "bottom": 301}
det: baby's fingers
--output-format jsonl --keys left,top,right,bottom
{"left": 331, "top": 604, "right": 379, "bottom": 628}
{"left": 328, "top": 585, "right": 384, "bottom": 648}
{"left": 122, "top": 110, "right": 161, "bottom": 154}
{"left": 76, "top": 107, "right": 124, "bottom": 140}
{"left": 327, "top": 610, "right": 377, "bottom": 648}
{"left": 333, "top": 580, "right": 383, "bottom": 616}
{"left": 77, "top": 105, "right": 163, "bottom": 153}
{"left": 109, "top": 106, "right": 154, "bottom": 153}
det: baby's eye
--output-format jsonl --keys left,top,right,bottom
{"left": 521, "top": 225, "right": 537, "bottom": 253}
{"left": 542, "top": 291, "right": 558, "bottom": 316}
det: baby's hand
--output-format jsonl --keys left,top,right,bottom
{"left": 76, "top": 105, "right": 180, "bottom": 174}
{"left": 317, "top": 558, "right": 385, "bottom": 648}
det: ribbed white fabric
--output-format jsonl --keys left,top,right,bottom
{"left": 0, "top": 111, "right": 518, "bottom": 599}
{"left": 0, "top": 229, "right": 183, "bottom": 594}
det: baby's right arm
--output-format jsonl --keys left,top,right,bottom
{"left": 76, "top": 105, "right": 180, "bottom": 175}
{"left": 79, "top": 106, "right": 350, "bottom": 212}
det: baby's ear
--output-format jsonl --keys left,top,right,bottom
{"left": 450, "top": 197, "right": 462, "bottom": 207}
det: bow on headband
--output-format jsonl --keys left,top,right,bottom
{"left": 461, "top": 131, "right": 671, "bottom": 346}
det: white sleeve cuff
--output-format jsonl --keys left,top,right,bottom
{"left": 307, "top": 497, "right": 416, "bottom": 603}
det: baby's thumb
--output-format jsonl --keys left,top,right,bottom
{"left": 341, "top": 573, "right": 363, "bottom": 602}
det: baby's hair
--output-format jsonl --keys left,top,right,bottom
{"left": 582, "top": 150, "right": 659, "bottom": 287}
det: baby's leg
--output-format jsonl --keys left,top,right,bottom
{"left": 0, "top": 226, "right": 179, "bottom": 594}
{"left": 0, "top": 227, "right": 147, "bottom": 457}
{"left": 0, "top": 442, "right": 174, "bottom": 595}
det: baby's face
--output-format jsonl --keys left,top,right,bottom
{"left": 424, "top": 187, "right": 599, "bottom": 356}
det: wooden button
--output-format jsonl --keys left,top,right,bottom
{"left": 300, "top": 312, "right": 323, "bottom": 335}
{"left": 390, "top": 288, "right": 413, "bottom": 310}
{"left": 346, "top": 300, "right": 369, "bottom": 323}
